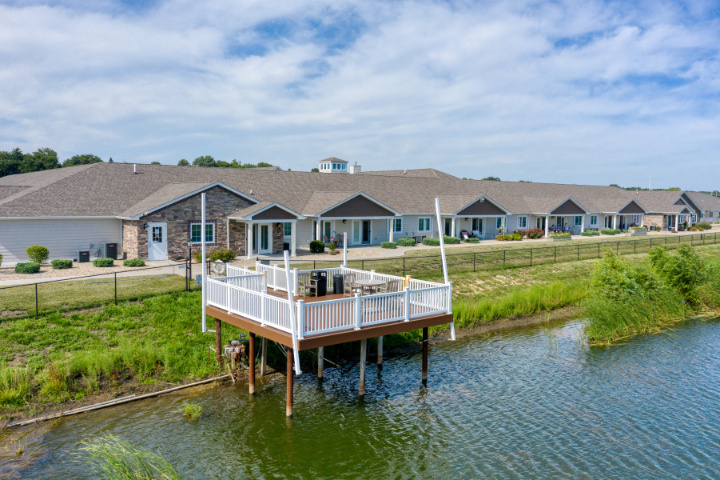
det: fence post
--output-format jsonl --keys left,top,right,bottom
{"left": 361, "top": 260, "right": 364, "bottom": 271}
{"left": 354, "top": 293, "right": 362, "bottom": 330}
{"left": 35, "top": 283, "right": 39, "bottom": 319}
{"left": 616, "top": 241, "right": 619, "bottom": 255}
{"left": 403, "top": 257, "right": 406, "bottom": 277}
{"left": 297, "top": 300, "right": 305, "bottom": 339}
{"left": 597, "top": 243, "right": 600, "bottom": 258}
{"left": 404, "top": 287, "right": 410, "bottom": 321}
{"left": 577, "top": 244, "right": 580, "bottom": 261}
{"left": 473, "top": 253, "right": 476, "bottom": 272}
{"left": 633, "top": 241, "right": 636, "bottom": 255}
{"left": 114, "top": 272, "right": 118, "bottom": 306}
{"left": 530, "top": 248, "right": 533, "bottom": 267}
{"left": 503, "top": 250, "right": 506, "bottom": 268}
{"left": 555, "top": 246, "right": 557, "bottom": 263}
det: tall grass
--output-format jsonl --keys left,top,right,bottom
{"left": 0, "top": 367, "right": 31, "bottom": 407}
{"left": 78, "top": 435, "right": 183, "bottom": 480}
{"left": 452, "top": 280, "right": 589, "bottom": 328}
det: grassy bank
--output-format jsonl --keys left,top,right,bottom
{"left": 584, "top": 244, "right": 720, "bottom": 345}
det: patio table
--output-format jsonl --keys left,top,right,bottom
{"left": 354, "top": 279, "right": 387, "bottom": 295}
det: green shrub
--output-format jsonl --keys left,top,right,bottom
{"left": 464, "top": 238, "right": 480, "bottom": 243}
{"left": 309, "top": 240, "right": 325, "bottom": 253}
{"left": 422, "top": 238, "right": 440, "bottom": 246}
{"left": 397, "top": 238, "right": 416, "bottom": 247}
{"left": 93, "top": 258, "right": 115, "bottom": 267}
{"left": 328, "top": 242, "right": 337, "bottom": 251}
{"left": 193, "top": 249, "right": 237, "bottom": 263}
{"left": 601, "top": 228, "right": 621, "bottom": 235}
{"left": 526, "top": 228, "right": 544, "bottom": 239}
{"left": 380, "top": 241, "right": 397, "bottom": 249}
{"left": 549, "top": 232, "right": 571, "bottom": 238}
{"left": 511, "top": 233, "right": 523, "bottom": 241}
{"left": 443, "top": 236, "right": 461, "bottom": 244}
{"left": 26, "top": 245, "right": 49, "bottom": 263}
{"left": 123, "top": 258, "right": 145, "bottom": 267}
{"left": 51, "top": 259, "right": 73, "bottom": 269}
{"left": 14, "top": 262, "right": 40, "bottom": 274}
{"left": 180, "top": 401, "right": 203, "bottom": 421}
{"left": 696, "top": 221, "right": 711, "bottom": 231}
{"left": 649, "top": 244, "right": 706, "bottom": 304}
{"left": 0, "top": 367, "right": 32, "bottom": 407}
{"left": 581, "top": 230, "right": 600, "bottom": 236}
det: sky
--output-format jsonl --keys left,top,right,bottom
{"left": 0, "top": 0, "right": 719, "bottom": 189}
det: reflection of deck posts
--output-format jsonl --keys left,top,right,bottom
{"left": 260, "top": 337, "right": 267, "bottom": 377}
{"left": 422, "top": 327, "right": 429, "bottom": 384}
{"left": 287, "top": 348, "right": 293, "bottom": 417}
{"left": 377, "top": 336, "right": 383, "bottom": 366}
{"left": 248, "top": 332, "right": 256, "bottom": 394}
{"left": 318, "top": 347, "right": 324, "bottom": 379}
{"left": 359, "top": 339, "right": 367, "bottom": 396}
{"left": 215, "top": 319, "right": 222, "bottom": 364}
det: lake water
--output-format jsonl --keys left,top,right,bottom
{"left": 3, "top": 317, "right": 720, "bottom": 479}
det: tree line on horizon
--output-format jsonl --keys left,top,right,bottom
{"left": 0, "top": 148, "right": 274, "bottom": 178}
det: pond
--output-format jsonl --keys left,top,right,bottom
{"left": 3, "top": 317, "right": 720, "bottom": 479}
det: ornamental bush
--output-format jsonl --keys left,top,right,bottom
{"left": 123, "top": 258, "right": 145, "bottom": 267}
{"left": 464, "top": 238, "right": 480, "bottom": 243}
{"left": 397, "top": 238, "right": 416, "bottom": 247}
{"left": 696, "top": 221, "right": 711, "bottom": 231}
{"left": 526, "top": 228, "right": 544, "bottom": 239}
{"left": 26, "top": 245, "right": 49, "bottom": 263}
{"left": 443, "top": 236, "right": 461, "bottom": 244}
{"left": 581, "top": 231, "right": 600, "bottom": 236}
{"left": 193, "top": 249, "right": 237, "bottom": 263}
{"left": 15, "top": 262, "right": 40, "bottom": 274}
{"left": 422, "top": 238, "right": 440, "bottom": 246}
{"left": 93, "top": 258, "right": 115, "bottom": 267}
{"left": 309, "top": 240, "right": 325, "bottom": 253}
{"left": 381, "top": 242, "right": 397, "bottom": 249}
{"left": 601, "top": 228, "right": 621, "bottom": 235}
{"left": 328, "top": 242, "right": 337, "bottom": 251}
{"left": 51, "top": 259, "right": 73, "bottom": 269}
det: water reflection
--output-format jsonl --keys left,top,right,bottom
{"left": 3, "top": 317, "right": 720, "bottom": 479}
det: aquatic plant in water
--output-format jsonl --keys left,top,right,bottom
{"left": 180, "top": 401, "right": 202, "bottom": 421}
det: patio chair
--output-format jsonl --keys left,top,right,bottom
{"left": 296, "top": 273, "right": 311, "bottom": 298}
{"left": 472, "top": 230, "right": 481, "bottom": 238}
{"left": 343, "top": 273, "right": 358, "bottom": 297}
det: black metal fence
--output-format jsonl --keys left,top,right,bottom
{"left": 271, "top": 231, "right": 720, "bottom": 278}
{"left": 0, "top": 261, "right": 204, "bottom": 319}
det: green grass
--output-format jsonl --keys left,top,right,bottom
{"left": 0, "top": 274, "right": 190, "bottom": 316}
{"left": 78, "top": 434, "right": 184, "bottom": 480}
{"left": 180, "top": 401, "right": 202, "bottom": 421}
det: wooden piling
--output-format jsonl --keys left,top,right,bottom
{"left": 318, "top": 346, "right": 324, "bottom": 379}
{"left": 215, "top": 319, "right": 222, "bottom": 364}
{"left": 287, "top": 348, "right": 294, "bottom": 417}
{"left": 260, "top": 337, "right": 267, "bottom": 377}
{"left": 377, "top": 336, "right": 383, "bottom": 366}
{"left": 422, "top": 327, "right": 428, "bottom": 384}
{"left": 359, "top": 339, "right": 367, "bottom": 396}
{"left": 249, "top": 332, "right": 256, "bottom": 394}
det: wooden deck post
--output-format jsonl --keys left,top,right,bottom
{"left": 377, "top": 336, "right": 383, "bottom": 366}
{"left": 260, "top": 337, "right": 267, "bottom": 377}
{"left": 318, "top": 346, "right": 324, "bottom": 379}
{"left": 248, "top": 332, "right": 256, "bottom": 394}
{"left": 215, "top": 319, "right": 222, "bottom": 364}
{"left": 359, "top": 339, "right": 367, "bottom": 396}
{"left": 422, "top": 327, "right": 429, "bottom": 384}
{"left": 287, "top": 348, "right": 294, "bottom": 417}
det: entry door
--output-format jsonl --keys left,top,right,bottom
{"left": 259, "top": 224, "right": 271, "bottom": 254}
{"left": 362, "top": 220, "right": 371, "bottom": 244}
{"left": 148, "top": 222, "right": 167, "bottom": 261}
{"left": 324, "top": 221, "right": 332, "bottom": 243}
{"left": 353, "top": 221, "right": 361, "bottom": 245}
{"left": 444, "top": 219, "right": 451, "bottom": 236}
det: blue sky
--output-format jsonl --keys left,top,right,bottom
{"left": 0, "top": 0, "right": 718, "bottom": 189}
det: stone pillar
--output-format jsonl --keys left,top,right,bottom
{"left": 291, "top": 221, "right": 297, "bottom": 257}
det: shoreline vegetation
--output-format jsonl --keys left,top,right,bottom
{"left": 1, "top": 244, "right": 718, "bottom": 424}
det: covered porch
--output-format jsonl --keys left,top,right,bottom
{"left": 540, "top": 198, "right": 588, "bottom": 236}
{"left": 448, "top": 195, "right": 509, "bottom": 239}
{"left": 228, "top": 203, "right": 305, "bottom": 259}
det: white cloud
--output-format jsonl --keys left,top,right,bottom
{"left": 0, "top": 0, "right": 718, "bottom": 189}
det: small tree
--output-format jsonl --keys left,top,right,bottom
{"left": 26, "top": 245, "right": 49, "bottom": 263}
{"left": 177, "top": 159, "right": 190, "bottom": 166}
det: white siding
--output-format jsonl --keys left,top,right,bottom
{"left": 295, "top": 219, "right": 315, "bottom": 249}
{"left": 0, "top": 218, "right": 122, "bottom": 264}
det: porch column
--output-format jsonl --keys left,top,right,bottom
{"left": 388, "top": 219, "right": 394, "bottom": 243}
{"left": 246, "top": 222, "right": 254, "bottom": 260}
{"left": 315, "top": 220, "right": 322, "bottom": 242}
{"left": 502, "top": 216, "right": 506, "bottom": 233}
{"left": 675, "top": 215, "right": 679, "bottom": 230}
{"left": 544, "top": 215, "right": 549, "bottom": 237}
{"left": 580, "top": 215, "right": 585, "bottom": 233}
{"left": 640, "top": 215, "right": 644, "bottom": 227}
{"left": 291, "top": 220, "right": 297, "bottom": 257}
{"left": 450, "top": 217, "right": 456, "bottom": 238}
{"left": 613, "top": 215, "right": 617, "bottom": 230}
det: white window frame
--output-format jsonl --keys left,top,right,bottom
{"left": 190, "top": 222, "right": 214, "bottom": 244}
{"left": 418, "top": 217, "right": 431, "bottom": 232}
{"left": 590, "top": 215, "right": 598, "bottom": 226}
{"left": 283, "top": 222, "right": 292, "bottom": 236}
{"left": 517, "top": 216, "right": 528, "bottom": 229}
{"left": 393, "top": 218, "right": 402, "bottom": 232}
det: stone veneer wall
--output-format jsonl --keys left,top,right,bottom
{"left": 644, "top": 214, "right": 664, "bottom": 229}
{"left": 129, "top": 186, "right": 252, "bottom": 260}
{"left": 273, "top": 223, "right": 283, "bottom": 254}
{"left": 122, "top": 220, "right": 140, "bottom": 259}
{"left": 228, "top": 220, "right": 246, "bottom": 256}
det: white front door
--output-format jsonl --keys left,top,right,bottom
{"left": 259, "top": 224, "right": 272, "bottom": 254}
{"left": 148, "top": 222, "right": 167, "bottom": 261}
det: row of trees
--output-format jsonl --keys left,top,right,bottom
{"left": 177, "top": 156, "right": 273, "bottom": 169}
{"left": 0, "top": 148, "right": 104, "bottom": 177}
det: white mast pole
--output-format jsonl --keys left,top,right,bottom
{"left": 201, "top": 192, "right": 207, "bottom": 333}
{"left": 284, "top": 250, "right": 302, "bottom": 375}
{"left": 343, "top": 231, "right": 348, "bottom": 267}
{"left": 435, "top": 198, "right": 455, "bottom": 340}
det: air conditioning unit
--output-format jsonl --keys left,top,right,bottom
{"left": 77, "top": 250, "right": 90, "bottom": 263}
{"left": 103, "top": 242, "right": 118, "bottom": 259}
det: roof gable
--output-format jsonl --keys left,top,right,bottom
{"left": 320, "top": 193, "right": 397, "bottom": 218}
{"left": 456, "top": 197, "right": 506, "bottom": 216}
{"left": 551, "top": 198, "right": 587, "bottom": 215}
{"left": 618, "top": 199, "right": 645, "bottom": 214}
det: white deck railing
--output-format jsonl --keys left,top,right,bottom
{"left": 207, "top": 266, "right": 451, "bottom": 340}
